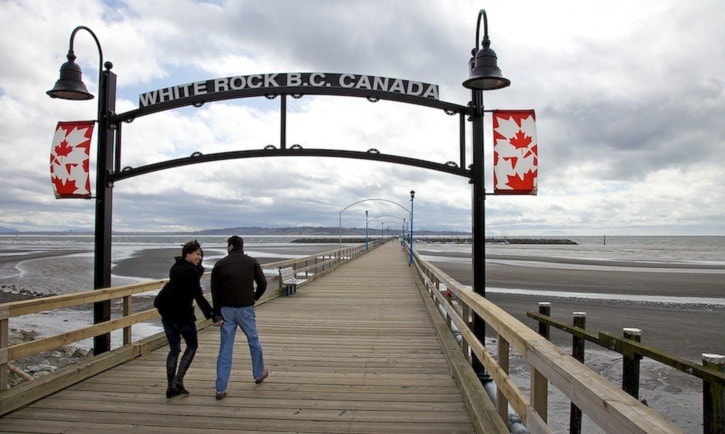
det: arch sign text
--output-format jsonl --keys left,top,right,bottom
{"left": 139, "top": 72, "right": 440, "bottom": 108}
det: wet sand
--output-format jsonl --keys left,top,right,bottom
{"left": 429, "top": 255, "right": 724, "bottom": 361}
{"left": 109, "top": 245, "right": 337, "bottom": 280}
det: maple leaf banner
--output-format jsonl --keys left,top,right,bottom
{"left": 50, "top": 121, "right": 94, "bottom": 199}
{"left": 493, "top": 110, "right": 538, "bottom": 195}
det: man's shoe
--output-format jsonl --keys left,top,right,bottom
{"left": 254, "top": 370, "right": 269, "bottom": 384}
{"left": 215, "top": 391, "right": 227, "bottom": 400}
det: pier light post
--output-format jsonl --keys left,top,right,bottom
{"left": 47, "top": 26, "right": 116, "bottom": 355}
{"left": 408, "top": 190, "right": 415, "bottom": 265}
{"left": 463, "top": 9, "right": 510, "bottom": 379}
{"left": 365, "top": 210, "right": 369, "bottom": 250}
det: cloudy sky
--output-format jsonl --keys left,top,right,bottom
{"left": 1, "top": 0, "right": 723, "bottom": 236}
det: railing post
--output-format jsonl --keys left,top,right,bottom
{"left": 703, "top": 353, "right": 725, "bottom": 434}
{"left": 497, "top": 336, "right": 510, "bottom": 422}
{"left": 538, "top": 302, "right": 551, "bottom": 339}
{"left": 570, "top": 312, "right": 586, "bottom": 434}
{"left": 461, "top": 304, "right": 471, "bottom": 362}
{"left": 622, "top": 328, "right": 642, "bottom": 399}
{"left": 122, "top": 295, "right": 132, "bottom": 345}
{"left": 0, "top": 305, "right": 9, "bottom": 390}
{"left": 532, "top": 301, "right": 550, "bottom": 422}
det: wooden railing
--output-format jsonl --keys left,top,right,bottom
{"left": 528, "top": 304, "right": 725, "bottom": 434}
{"left": 0, "top": 242, "right": 379, "bottom": 415}
{"left": 410, "top": 248, "right": 689, "bottom": 433}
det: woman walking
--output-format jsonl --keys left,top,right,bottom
{"left": 154, "top": 240, "right": 221, "bottom": 398}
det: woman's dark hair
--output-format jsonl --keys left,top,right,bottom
{"left": 181, "top": 240, "right": 202, "bottom": 258}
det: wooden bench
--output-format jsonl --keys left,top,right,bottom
{"left": 279, "top": 267, "right": 307, "bottom": 296}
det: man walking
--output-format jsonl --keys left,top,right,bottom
{"left": 211, "top": 235, "right": 269, "bottom": 400}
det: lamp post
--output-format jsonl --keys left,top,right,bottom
{"left": 401, "top": 217, "right": 406, "bottom": 243}
{"left": 365, "top": 210, "right": 369, "bottom": 250}
{"left": 463, "top": 9, "right": 510, "bottom": 379}
{"left": 47, "top": 26, "right": 116, "bottom": 355}
{"left": 408, "top": 190, "right": 415, "bottom": 265}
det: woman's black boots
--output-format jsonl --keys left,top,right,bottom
{"left": 170, "top": 349, "right": 195, "bottom": 395}
{"left": 165, "top": 354, "right": 181, "bottom": 398}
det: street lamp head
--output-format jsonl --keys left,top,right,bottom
{"left": 47, "top": 52, "right": 94, "bottom": 100}
{"left": 410, "top": 190, "right": 415, "bottom": 199}
{"left": 463, "top": 9, "right": 511, "bottom": 91}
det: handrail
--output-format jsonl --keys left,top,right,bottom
{"left": 0, "top": 241, "right": 379, "bottom": 407}
{"left": 408, "top": 248, "right": 686, "bottom": 433}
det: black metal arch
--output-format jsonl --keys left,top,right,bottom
{"left": 111, "top": 147, "right": 470, "bottom": 183}
{"left": 108, "top": 74, "right": 472, "bottom": 183}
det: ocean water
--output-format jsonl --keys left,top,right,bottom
{"left": 421, "top": 235, "right": 725, "bottom": 266}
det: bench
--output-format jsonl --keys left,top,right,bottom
{"left": 279, "top": 267, "right": 307, "bottom": 296}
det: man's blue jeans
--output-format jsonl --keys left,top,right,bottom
{"left": 215, "top": 305, "right": 265, "bottom": 392}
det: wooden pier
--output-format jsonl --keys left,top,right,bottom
{"left": 0, "top": 242, "right": 505, "bottom": 433}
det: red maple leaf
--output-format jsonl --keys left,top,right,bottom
{"left": 509, "top": 130, "right": 532, "bottom": 150}
{"left": 52, "top": 177, "right": 79, "bottom": 195}
{"left": 506, "top": 170, "right": 537, "bottom": 191}
{"left": 54, "top": 139, "right": 73, "bottom": 158}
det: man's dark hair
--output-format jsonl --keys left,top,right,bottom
{"left": 227, "top": 235, "right": 244, "bottom": 251}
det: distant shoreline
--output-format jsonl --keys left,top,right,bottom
{"left": 292, "top": 237, "right": 577, "bottom": 244}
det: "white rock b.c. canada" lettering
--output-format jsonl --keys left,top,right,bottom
{"left": 138, "top": 73, "right": 439, "bottom": 108}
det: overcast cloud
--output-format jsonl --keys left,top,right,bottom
{"left": 0, "top": 0, "right": 723, "bottom": 235}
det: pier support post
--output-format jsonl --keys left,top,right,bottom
{"left": 0, "top": 305, "right": 8, "bottom": 390}
{"left": 703, "top": 353, "right": 725, "bottom": 434}
{"left": 570, "top": 312, "right": 586, "bottom": 434}
{"left": 532, "top": 301, "right": 550, "bottom": 422}
{"left": 538, "top": 302, "right": 551, "bottom": 340}
{"left": 622, "top": 328, "right": 642, "bottom": 399}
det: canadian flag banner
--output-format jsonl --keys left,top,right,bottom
{"left": 493, "top": 110, "right": 538, "bottom": 195}
{"left": 50, "top": 121, "right": 94, "bottom": 199}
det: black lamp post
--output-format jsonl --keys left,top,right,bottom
{"left": 462, "top": 9, "right": 510, "bottom": 379}
{"left": 47, "top": 26, "right": 116, "bottom": 355}
{"left": 365, "top": 210, "right": 369, "bottom": 250}
{"left": 408, "top": 190, "right": 415, "bottom": 265}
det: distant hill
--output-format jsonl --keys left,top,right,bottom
{"left": 192, "top": 226, "right": 470, "bottom": 236}
{"left": 2, "top": 226, "right": 471, "bottom": 236}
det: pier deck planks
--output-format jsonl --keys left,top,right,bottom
{"left": 0, "top": 242, "right": 487, "bottom": 433}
